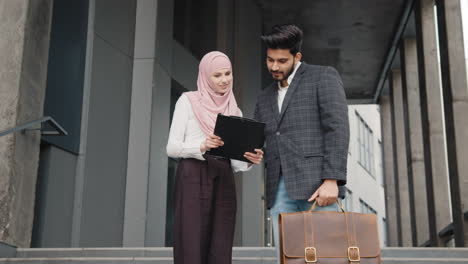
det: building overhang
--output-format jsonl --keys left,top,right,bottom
{"left": 256, "top": 0, "right": 414, "bottom": 103}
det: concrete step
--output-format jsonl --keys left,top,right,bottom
{"left": 382, "top": 247, "right": 468, "bottom": 259}
{"left": 382, "top": 258, "right": 468, "bottom": 264}
{"left": 1, "top": 257, "right": 468, "bottom": 264}
{"left": 16, "top": 247, "right": 468, "bottom": 258}
{"left": 3, "top": 247, "right": 468, "bottom": 264}
{"left": 0, "top": 257, "right": 277, "bottom": 264}
{"left": 15, "top": 247, "right": 276, "bottom": 258}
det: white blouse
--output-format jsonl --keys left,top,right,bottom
{"left": 277, "top": 61, "right": 301, "bottom": 112}
{"left": 166, "top": 94, "right": 251, "bottom": 172}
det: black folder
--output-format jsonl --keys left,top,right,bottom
{"left": 206, "top": 114, "right": 265, "bottom": 162}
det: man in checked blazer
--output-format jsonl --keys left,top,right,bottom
{"left": 254, "top": 24, "right": 350, "bottom": 249}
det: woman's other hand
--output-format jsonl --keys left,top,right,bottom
{"left": 200, "top": 134, "right": 224, "bottom": 152}
{"left": 244, "top": 149, "right": 264, "bottom": 164}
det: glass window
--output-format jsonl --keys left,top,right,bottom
{"left": 359, "top": 199, "right": 377, "bottom": 215}
{"left": 356, "top": 112, "right": 375, "bottom": 176}
{"left": 382, "top": 218, "right": 388, "bottom": 246}
{"left": 378, "top": 140, "right": 384, "bottom": 186}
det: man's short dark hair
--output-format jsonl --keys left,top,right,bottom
{"left": 261, "top": 24, "right": 303, "bottom": 55}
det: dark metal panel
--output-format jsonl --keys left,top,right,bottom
{"left": 42, "top": 0, "right": 90, "bottom": 154}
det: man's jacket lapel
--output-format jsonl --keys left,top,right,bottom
{"left": 268, "top": 85, "right": 280, "bottom": 125}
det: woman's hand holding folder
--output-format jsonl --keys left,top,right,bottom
{"left": 201, "top": 134, "right": 263, "bottom": 164}
{"left": 200, "top": 134, "right": 224, "bottom": 152}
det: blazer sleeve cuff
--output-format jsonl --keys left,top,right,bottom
{"left": 321, "top": 170, "right": 347, "bottom": 186}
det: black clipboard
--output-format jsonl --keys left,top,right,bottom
{"left": 206, "top": 114, "right": 265, "bottom": 162}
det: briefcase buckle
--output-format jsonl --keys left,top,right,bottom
{"left": 304, "top": 247, "right": 317, "bottom": 263}
{"left": 348, "top": 246, "right": 360, "bottom": 262}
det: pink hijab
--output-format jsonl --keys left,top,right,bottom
{"left": 185, "top": 51, "right": 240, "bottom": 135}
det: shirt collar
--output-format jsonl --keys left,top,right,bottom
{"left": 278, "top": 61, "right": 302, "bottom": 90}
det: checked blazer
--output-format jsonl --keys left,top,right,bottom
{"left": 254, "top": 63, "right": 350, "bottom": 209}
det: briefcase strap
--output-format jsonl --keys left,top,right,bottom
{"left": 309, "top": 200, "right": 345, "bottom": 212}
{"left": 303, "top": 212, "right": 317, "bottom": 263}
{"left": 345, "top": 213, "right": 361, "bottom": 263}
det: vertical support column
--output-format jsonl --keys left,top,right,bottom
{"left": 402, "top": 38, "right": 430, "bottom": 246}
{"left": 390, "top": 69, "right": 414, "bottom": 246}
{"left": 123, "top": 0, "right": 159, "bottom": 247}
{"left": 234, "top": 0, "right": 264, "bottom": 246}
{"left": 380, "top": 94, "right": 399, "bottom": 246}
{"left": 390, "top": 72, "right": 402, "bottom": 246}
{"left": 399, "top": 43, "right": 418, "bottom": 246}
{"left": 217, "top": 0, "right": 234, "bottom": 58}
{"left": 216, "top": 0, "right": 242, "bottom": 245}
{"left": 436, "top": 0, "right": 468, "bottom": 247}
{"left": 76, "top": 0, "right": 136, "bottom": 246}
{"left": 71, "top": 0, "right": 95, "bottom": 247}
{"left": 0, "top": 0, "right": 53, "bottom": 247}
{"left": 145, "top": 0, "right": 175, "bottom": 246}
{"left": 414, "top": 0, "right": 452, "bottom": 246}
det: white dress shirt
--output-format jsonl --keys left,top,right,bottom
{"left": 278, "top": 61, "right": 302, "bottom": 112}
{"left": 166, "top": 94, "right": 251, "bottom": 172}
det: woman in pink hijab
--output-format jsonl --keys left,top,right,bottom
{"left": 166, "top": 51, "right": 263, "bottom": 264}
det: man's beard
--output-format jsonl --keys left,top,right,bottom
{"left": 271, "top": 59, "right": 295, "bottom": 81}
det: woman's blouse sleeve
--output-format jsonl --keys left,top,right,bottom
{"left": 166, "top": 95, "right": 205, "bottom": 160}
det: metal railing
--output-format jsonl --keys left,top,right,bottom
{"left": 437, "top": 211, "right": 468, "bottom": 246}
{"left": 0, "top": 116, "right": 68, "bottom": 137}
{"left": 418, "top": 210, "right": 468, "bottom": 247}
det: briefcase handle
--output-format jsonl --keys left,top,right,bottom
{"left": 309, "top": 199, "right": 345, "bottom": 212}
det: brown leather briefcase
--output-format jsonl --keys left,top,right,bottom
{"left": 278, "top": 201, "right": 381, "bottom": 264}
